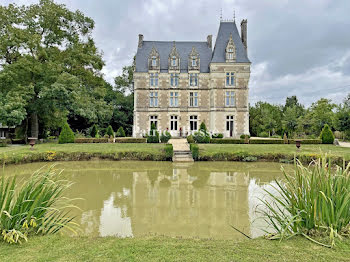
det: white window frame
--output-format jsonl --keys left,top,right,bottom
{"left": 170, "top": 92, "right": 179, "bottom": 107}
{"left": 170, "top": 115, "right": 178, "bottom": 131}
{"left": 172, "top": 56, "right": 177, "bottom": 66}
{"left": 150, "top": 73, "right": 159, "bottom": 87}
{"left": 189, "top": 73, "right": 198, "bottom": 87}
{"left": 225, "top": 91, "right": 235, "bottom": 107}
{"left": 190, "top": 115, "right": 198, "bottom": 131}
{"left": 170, "top": 73, "right": 179, "bottom": 87}
{"left": 225, "top": 72, "right": 235, "bottom": 86}
{"left": 191, "top": 58, "right": 197, "bottom": 66}
{"left": 152, "top": 56, "right": 157, "bottom": 66}
{"left": 189, "top": 92, "right": 198, "bottom": 107}
{"left": 149, "top": 91, "right": 158, "bottom": 107}
{"left": 150, "top": 115, "right": 158, "bottom": 129}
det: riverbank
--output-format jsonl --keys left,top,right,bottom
{"left": 197, "top": 144, "right": 350, "bottom": 164}
{"left": 0, "top": 235, "right": 349, "bottom": 261}
{"left": 0, "top": 143, "right": 168, "bottom": 165}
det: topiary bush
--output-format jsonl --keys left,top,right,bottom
{"left": 116, "top": 127, "right": 126, "bottom": 137}
{"left": 160, "top": 131, "right": 171, "bottom": 143}
{"left": 187, "top": 135, "right": 194, "bottom": 144}
{"left": 147, "top": 123, "right": 159, "bottom": 143}
{"left": 212, "top": 133, "right": 224, "bottom": 139}
{"left": 240, "top": 134, "right": 251, "bottom": 139}
{"left": 320, "top": 124, "right": 335, "bottom": 144}
{"left": 58, "top": 122, "right": 75, "bottom": 144}
{"left": 190, "top": 144, "right": 199, "bottom": 160}
{"left": 106, "top": 125, "right": 115, "bottom": 138}
{"left": 194, "top": 122, "right": 210, "bottom": 143}
{"left": 90, "top": 124, "right": 98, "bottom": 138}
{"left": 283, "top": 133, "right": 288, "bottom": 144}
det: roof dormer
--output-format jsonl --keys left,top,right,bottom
{"left": 148, "top": 46, "right": 160, "bottom": 71}
{"left": 188, "top": 46, "right": 200, "bottom": 71}
{"left": 225, "top": 33, "right": 236, "bottom": 63}
{"left": 168, "top": 42, "right": 180, "bottom": 71}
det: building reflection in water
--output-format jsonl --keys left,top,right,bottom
{"left": 61, "top": 161, "right": 284, "bottom": 240}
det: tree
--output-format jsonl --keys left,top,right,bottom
{"left": 90, "top": 124, "right": 98, "bottom": 138}
{"left": 0, "top": 0, "right": 112, "bottom": 138}
{"left": 282, "top": 106, "right": 298, "bottom": 137}
{"left": 284, "top": 96, "right": 304, "bottom": 117}
{"left": 116, "top": 127, "right": 126, "bottom": 137}
{"left": 320, "top": 124, "right": 334, "bottom": 144}
{"left": 106, "top": 125, "right": 114, "bottom": 138}
{"left": 58, "top": 122, "right": 75, "bottom": 144}
{"left": 307, "top": 98, "right": 336, "bottom": 135}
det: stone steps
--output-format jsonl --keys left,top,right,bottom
{"left": 169, "top": 138, "right": 194, "bottom": 162}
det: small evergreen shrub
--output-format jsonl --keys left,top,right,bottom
{"left": 240, "top": 134, "right": 251, "bottom": 139}
{"left": 320, "top": 124, "right": 335, "bottom": 144}
{"left": 193, "top": 122, "right": 210, "bottom": 143}
{"left": 58, "top": 122, "right": 75, "bottom": 144}
{"left": 106, "top": 125, "right": 115, "bottom": 138}
{"left": 116, "top": 127, "right": 126, "bottom": 137}
{"left": 164, "top": 144, "right": 173, "bottom": 160}
{"left": 259, "top": 131, "right": 269, "bottom": 138}
{"left": 190, "top": 144, "right": 199, "bottom": 160}
{"left": 160, "top": 131, "right": 171, "bottom": 143}
{"left": 147, "top": 123, "right": 159, "bottom": 143}
{"left": 212, "top": 133, "right": 224, "bottom": 139}
{"left": 90, "top": 124, "right": 98, "bottom": 138}
{"left": 187, "top": 135, "right": 195, "bottom": 144}
{"left": 283, "top": 133, "right": 288, "bottom": 144}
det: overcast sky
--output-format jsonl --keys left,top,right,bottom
{"left": 3, "top": 0, "right": 350, "bottom": 106}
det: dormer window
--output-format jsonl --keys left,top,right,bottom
{"left": 148, "top": 47, "right": 160, "bottom": 70}
{"left": 152, "top": 56, "right": 157, "bottom": 66}
{"left": 191, "top": 57, "right": 197, "bottom": 66}
{"left": 226, "top": 33, "right": 236, "bottom": 62}
{"left": 169, "top": 42, "right": 180, "bottom": 71}
{"left": 188, "top": 47, "right": 200, "bottom": 70}
{"left": 171, "top": 56, "right": 177, "bottom": 66}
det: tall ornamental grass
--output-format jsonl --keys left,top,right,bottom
{"left": 261, "top": 158, "right": 350, "bottom": 247}
{"left": 0, "top": 168, "right": 79, "bottom": 244}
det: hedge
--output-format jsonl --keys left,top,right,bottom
{"left": 249, "top": 139, "right": 284, "bottom": 144}
{"left": 288, "top": 139, "right": 322, "bottom": 144}
{"left": 74, "top": 138, "right": 109, "bottom": 143}
{"left": 190, "top": 144, "right": 199, "bottom": 160}
{"left": 115, "top": 138, "right": 147, "bottom": 143}
{"left": 210, "top": 139, "right": 245, "bottom": 144}
{"left": 165, "top": 144, "right": 173, "bottom": 160}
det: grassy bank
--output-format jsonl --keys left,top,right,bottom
{"left": 197, "top": 144, "right": 350, "bottom": 164}
{"left": 0, "top": 235, "right": 349, "bottom": 261}
{"left": 0, "top": 143, "right": 168, "bottom": 165}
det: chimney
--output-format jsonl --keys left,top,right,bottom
{"left": 138, "top": 34, "right": 144, "bottom": 48}
{"left": 240, "top": 19, "right": 247, "bottom": 50}
{"left": 207, "top": 35, "right": 212, "bottom": 49}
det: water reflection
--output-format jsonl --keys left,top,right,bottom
{"left": 3, "top": 161, "right": 287, "bottom": 240}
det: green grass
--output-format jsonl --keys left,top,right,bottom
{"left": 0, "top": 235, "right": 349, "bottom": 261}
{"left": 197, "top": 144, "right": 350, "bottom": 163}
{"left": 0, "top": 143, "right": 167, "bottom": 165}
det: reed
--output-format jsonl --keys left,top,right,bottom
{"left": 0, "top": 167, "right": 78, "bottom": 244}
{"left": 260, "top": 158, "right": 350, "bottom": 247}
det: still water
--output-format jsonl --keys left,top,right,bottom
{"left": 2, "top": 161, "right": 289, "bottom": 240}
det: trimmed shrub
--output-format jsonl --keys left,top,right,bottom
{"left": 187, "top": 135, "right": 194, "bottom": 144}
{"left": 165, "top": 144, "right": 173, "bottom": 160}
{"left": 106, "top": 125, "right": 115, "bottom": 138}
{"left": 283, "top": 133, "right": 288, "bottom": 144}
{"left": 259, "top": 131, "right": 269, "bottom": 138}
{"left": 160, "top": 131, "right": 171, "bottom": 143}
{"left": 240, "top": 134, "right": 251, "bottom": 139}
{"left": 58, "top": 123, "right": 75, "bottom": 144}
{"left": 116, "top": 127, "right": 126, "bottom": 137}
{"left": 212, "top": 133, "right": 224, "bottom": 139}
{"left": 249, "top": 139, "right": 284, "bottom": 144}
{"left": 74, "top": 138, "right": 108, "bottom": 143}
{"left": 194, "top": 122, "right": 210, "bottom": 143}
{"left": 115, "top": 138, "right": 147, "bottom": 143}
{"left": 90, "top": 124, "right": 98, "bottom": 138}
{"left": 147, "top": 123, "right": 159, "bottom": 143}
{"left": 320, "top": 124, "right": 335, "bottom": 144}
{"left": 190, "top": 144, "right": 199, "bottom": 160}
{"left": 288, "top": 139, "right": 322, "bottom": 144}
{"left": 210, "top": 139, "right": 245, "bottom": 144}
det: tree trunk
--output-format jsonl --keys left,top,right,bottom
{"left": 30, "top": 113, "right": 39, "bottom": 138}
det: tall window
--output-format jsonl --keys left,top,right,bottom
{"left": 226, "top": 72, "right": 234, "bottom": 86}
{"left": 170, "top": 73, "right": 179, "bottom": 87}
{"left": 171, "top": 56, "right": 177, "bottom": 66}
{"left": 225, "top": 91, "right": 235, "bottom": 107}
{"left": 152, "top": 56, "right": 157, "bottom": 66}
{"left": 149, "top": 92, "right": 158, "bottom": 107}
{"left": 189, "top": 73, "right": 198, "bottom": 87}
{"left": 150, "top": 73, "right": 158, "bottom": 87}
{"left": 190, "top": 115, "right": 198, "bottom": 131}
{"left": 170, "top": 92, "right": 178, "bottom": 107}
{"left": 191, "top": 57, "right": 197, "bottom": 66}
{"left": 189, "top": 92, "right": 198, "bottom": 107}
{"left": 170, "top": 115, "right": 178, "bottom": 130}
{"left": 150, "top": 115, "right": 158, "bottom": 129}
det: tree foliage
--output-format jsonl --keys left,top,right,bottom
{"left": 320, "top": 124, "right": 334, "bottom": 144}
{"left": 58, "top": 122, "right": 75, "bottom": 144}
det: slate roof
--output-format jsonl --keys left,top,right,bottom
{"left": 135, "top": 41, "right": 212, "bottom": 73}
{"left": 212, "top": 21, "right": 250, "bottom": 63}
{"left": 135, "top": 21, "right": 250, "bottom": 73}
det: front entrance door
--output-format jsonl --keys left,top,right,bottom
{"left": 226, "top": 116, "right": 234, "bottom": 137}
{"left": 170, "top": 115, "right": 178, "bottom": 136}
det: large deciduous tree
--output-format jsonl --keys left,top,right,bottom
{"left": 0, "top": 0, "right": 111, "bottom": 138}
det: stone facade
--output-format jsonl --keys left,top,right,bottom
{"left": 133, "top": 20, "right": 251, "bottom": 138}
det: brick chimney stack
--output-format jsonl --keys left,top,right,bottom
{"left": 240, "top": 19, "right": 247, "bottom": 50}
{"left": 138, "top": 34, "right": 144, "bottom": 48}
{"left": 207, "top": 35, "right": 212, "bottom": 49}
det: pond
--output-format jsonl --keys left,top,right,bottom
{"left": 2, "top": 161, "right": 290, "bottom": 240}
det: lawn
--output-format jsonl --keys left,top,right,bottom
{"left": 198, "top": 144, "right": 350, "bottom": 162}
{"left": 0, "top": 143, "right": 167, "bottom": 164}
{"left": 0, "top": 235, "right": 349, "bottom": 261}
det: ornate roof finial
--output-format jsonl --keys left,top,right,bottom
{"left": 220, "top": 8, "right": 223, "bottom": 21}
{"left": 233, "top": 9, "right": 236, "bottom": 22}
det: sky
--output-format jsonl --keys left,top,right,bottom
{"left": 3, "top": 0, "right": 350, "bottom": 106}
